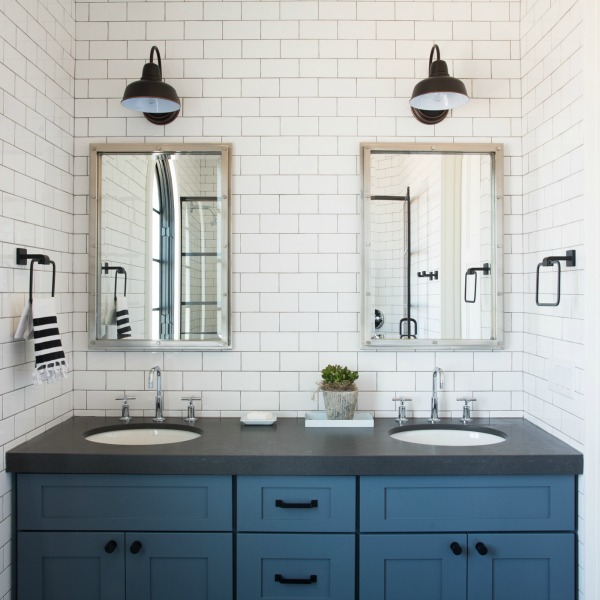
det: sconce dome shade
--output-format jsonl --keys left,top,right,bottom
{"left": 121, "top": 46, "right": 181, "bottom": 124}
{"left": 121, "top": 65, "right": 181, "bottom": 113}
{"left": 410, "top": 62, "right": 469, "bottom": 111}
{"left": 121, "top": 82, "right": 181, "bottom": 113}
{"left": 410, "top": 77, "right": 469, "bottom": 110}
{"left": 410, "top": 45, "right": 469, "bottom": 124}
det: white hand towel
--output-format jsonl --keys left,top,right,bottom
{"left": 32, "top": 297, "right": 68, "bottom": 384}
{"left": 116, "top": 295, "right": 132, "bottom": 339}
{"left": 14, "top": 302, "right": 33, "bottom": 340}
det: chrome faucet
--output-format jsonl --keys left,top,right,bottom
{"left": 148, "top": 366, "right": 165, "bottom": 422}
{"left": 429, "top": 367, "right": 444, "bottom": 423}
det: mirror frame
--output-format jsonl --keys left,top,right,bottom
{"left": 360, "top": 142, "right": 504, "bottom": 351}
{"left": 88, "top": 143, "right": 232, "bottom": 351}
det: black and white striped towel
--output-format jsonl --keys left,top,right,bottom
{"left": 32, "top": 297, "right": 68, "bottom": 384}
{"left": 116, "top": 295, "right": 132, "bottom": 339}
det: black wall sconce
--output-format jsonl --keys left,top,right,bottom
{"left": 410, "top": 44, "right": 469, "bottom": 125}
{"left": 121, "top": 46, "right": 181, "bottom": 125}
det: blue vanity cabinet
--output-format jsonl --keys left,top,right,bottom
{"left": 359, "top": 475, "right": 577, "bottom": 600}
{"left": 466, "top": 533, "right": 575, "bottom": 600}
{"left": 359, "top": 533, "right": 468, "bottom": 599}
{"left": 236, "top": 476, "right": 356, "bottom": 600}
{"left": 15, "top": 474, "right": 233, "bottom": 600}
{"left": 13, "top": 470, "right": 578, "bottom": 599}
{"left": 18, "top": 531, "right": 126, "bottom": 600}
{"left": 124, "top": 532, "right": 232, "bottom": 600}
{"left": 18, "top": 531, "right": 233, "bottom": 600}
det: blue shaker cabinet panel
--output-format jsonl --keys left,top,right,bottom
{"left": 359, "top": 533, "right": 575, "bottom": 600}
{"left": 18, "top": 532, "right": 126, "bottom": 600}
{"left": 467, "top": 533, "right": 575, "bottom": 600}
{"left": 237, "top": 475, "right": 356, "bottom": 532}
{"left": 359, "top": 534, "right": 468, "bottom": 600}
{"left": 17, "top": 474, "right": 232, "bottom": 532}
{"left": 237, "top": 533, "right": 355, "bottom": 600}
{"left": 125, "top": 532, "right": 232, "bottom": 600}
{"left": 360, "top": 475, "right": 574, "bottom": 532}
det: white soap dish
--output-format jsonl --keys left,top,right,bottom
{"left": 241, "top": 411, "right": 277, "bottom": 425}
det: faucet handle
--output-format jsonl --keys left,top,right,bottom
{"left": 181, "top": 396, "right": 202, "bottom": 423}
{"left": 457, "top": 397, "right": 476, "bottom": 424}
{"left": 115, "top": 395, "right": 136, "bottom": 422}
{"left": 392, "top": 397, "right": 412, "bottom": 424}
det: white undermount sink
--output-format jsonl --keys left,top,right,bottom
{"left": 389, "top": 425, "right": 507, "bottom": 447}
{"left": 85, "top": 425, "right": 201, "bottom": 446}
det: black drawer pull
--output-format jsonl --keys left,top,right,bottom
{"left": 130, "top": 541, "right": 142, "bottom": 554}
{"left": 449, "top": 541, "right": 462, "bottom": 555}
{"left": 275, "top": 574, "right": 317, "bottom": 585}
{"left": 104, "top": 540, "right": 118, "bottom": 554}
{"left": 475, "top": 542, "right": 488, "bottom": 556}
{"left": 275, "top": 499, "right": 318, "bottom": 509}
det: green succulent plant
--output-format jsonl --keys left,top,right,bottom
{"left": 320, "top": 364, "right": 359, "bottom": 391}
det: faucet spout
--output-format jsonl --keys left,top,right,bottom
{"left": 149, "top": 366, "right": 165, "bottom": 422}
{"left": 429, "top": 367, "right": 443, "bottom": 423}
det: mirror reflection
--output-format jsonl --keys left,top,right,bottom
{"left": 361, "top": 143, "right": 503, "bottom": 350}
{"left": 90, "top": 144, "right": 230, "bottom": 350}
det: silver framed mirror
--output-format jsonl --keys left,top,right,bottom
{"left": 361, "top": 143, "right": 504, "bottom": 350}
{"left": 89, "top": 143, "right": 231, "bottom": 351}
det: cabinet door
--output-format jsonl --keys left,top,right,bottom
{"left": 18, "top": 532, "right": 125, "bottom": 600}
{"left": 468, "top": 533, "right": 575, "bottom": 600}
{"left": 237, "top": 533, "right": 355, "bottom": 599}
{"left": 360, "top": 534, "right": 467, "bottom": 600}
{"left": 125, "top": 532, "right": 232, "bottom": 600}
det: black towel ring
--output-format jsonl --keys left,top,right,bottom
{"left": 535, "top": 250, "right": 576, "bottom": 307}
{"left": 102, "top": 263, "right": 127, "bottom": 300}
{"left": 16, "top": 248, "right": 56, "bottom": 303}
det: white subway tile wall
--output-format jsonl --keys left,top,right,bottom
{"left": 73, "top": 0, "right": 529, "bottom": 424}
{"left": 521, "top": 0, "right": 584, "bottom": 444}
{"left": 2, "top": 0, "right": 76, "bottom": 596}
{"left": 0, "top": 0, "right": 587, "bottom": 596}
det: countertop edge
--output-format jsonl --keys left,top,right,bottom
{"left": 6, "top": 416, "right": 584, "bottom": 477}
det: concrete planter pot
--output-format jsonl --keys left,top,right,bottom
{"left": 322, "top": 389, "right": 358, "bottom": 420}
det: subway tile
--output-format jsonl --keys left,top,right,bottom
{"left": 0, "top": 0, "right": 585, "bottom": 493}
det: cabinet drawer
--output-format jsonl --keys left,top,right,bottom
{"left": 17, "top": 474, "right": 232, "bottom": 531}
{"left": 360, "top": 475, "right": 575, "bottom": 532}
{"left": 237, "top": 533, "right": 355, "bottom": 599}
{"left": 237, "top": 475, "right": 355, "bottom": 532}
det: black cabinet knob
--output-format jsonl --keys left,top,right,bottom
{"left": 130, "top": 540, "right": 143, "bottom": 554}
{"left": 104, "top": 540, "right": 118, "bottom": 554}
{"left": 449, "top": 541, "right": 462, "bottom": 555}
{"left": 475, "top": 542, "right": 488, "bottom": 556}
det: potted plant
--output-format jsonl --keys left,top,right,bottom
{"left": 320, "top": 364, "right": 359, "bottom": 420}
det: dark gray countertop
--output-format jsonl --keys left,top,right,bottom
{"left": 6, "top": 416, "right": 582, "bottom": 476}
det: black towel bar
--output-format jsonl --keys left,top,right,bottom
{"left": 16, "top": 248, "right": 56, "bottom": 303}
{"left": 535, "top": 250, "right": 576, "bottom": 307}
